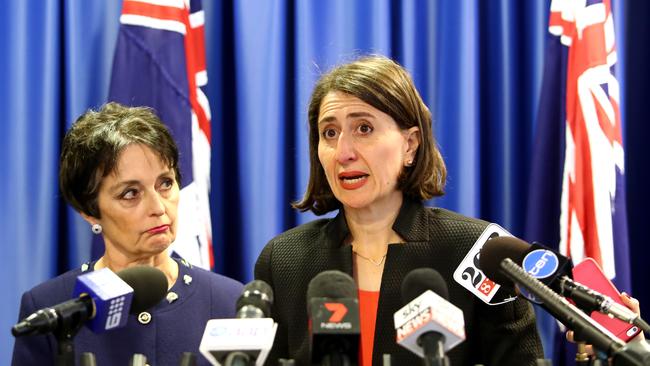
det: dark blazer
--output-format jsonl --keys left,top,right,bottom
{"left": 255, "top": 199, "right": 543, "bottom": 366}
{"left": 12, "top": 258, "right": 243, "bottom": 366}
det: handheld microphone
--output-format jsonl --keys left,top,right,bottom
{"left": 394, "top": 268, "right": 465, "bottom": 366}
{"left": 478, "top": 237, "right": 648, "bottom": 333}
{"left": 307, "top": 270, "right": 360, "bottom": 366}
{"left": 200, "top": 280, "right": 277, "bottom": 366}
{"left": 12, "top": 266, "right": 167, "bottom": 337}
{"left": 481, "top": 256, "right": 650, "bottom": 364}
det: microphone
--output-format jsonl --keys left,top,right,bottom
{"left": 199, "top": 280, "right": 277, "bottom": 366}
{"left": 12, "top": 266, "right": 167, "bottom": 337}
{"left": 307, "top": 270, "right": 360, "bottom": 366}
{"left": 394, "top": 268, "right": 465, "bottom": 366}
{"left": 481, "top": 256, "right": 650, "bottom": 365}
{"left": 478, "top": 237, "right": 647, "bottom": 332}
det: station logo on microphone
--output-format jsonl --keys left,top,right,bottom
{"left": 453, "top": 224, "right": 518, "bottom": 305}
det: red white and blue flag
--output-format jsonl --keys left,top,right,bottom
{"left": 107, "top": 0, "right": 214, "bottom": 269}
{"left": 550, "top": 0, "right": 626, "bottom": 281}
{"left": 526, "top": 0, "right": 630, "bottom": 361}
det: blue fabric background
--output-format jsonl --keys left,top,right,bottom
{"left": 1, "top": 1, "right": 648, "bottom": 363}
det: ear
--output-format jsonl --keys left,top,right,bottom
{"left": 80, "top": 212, "right": 99, "bottom": 226}
{"left": 404, "top": 126, "right": 420, "bottom": 162}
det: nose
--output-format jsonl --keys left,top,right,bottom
{"left": 334, "top": 132, "right": 357, "bottom": 164}
{"left": 147, "top": 191, "right": 166, "bottom": 217}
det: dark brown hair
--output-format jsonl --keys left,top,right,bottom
{"left": 293, "top": 55, "right": 447, "bottom": 215}
{"left": 59, "top": 102, "right": 180, "bottom": 218}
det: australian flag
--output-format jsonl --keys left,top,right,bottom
{"left": 103, "top": 0, "right": 214, "bottom": 269}
{"left": 525, "top": 0, "right": 630, "bottom": 363}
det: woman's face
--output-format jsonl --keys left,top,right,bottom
{"left": 317, "top": 91, "right": 419, "bottom": 211}
{"left": 87, "top": 144, "right": 179, "bottom": 259}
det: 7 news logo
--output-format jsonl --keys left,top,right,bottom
{"left": 105, "top": 296, "right": 126, "bottom": 329}
{"left": 320, "top": 302, "right": 353, "bottom": 330}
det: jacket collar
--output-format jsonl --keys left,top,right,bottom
{"left": 322, "top": 198, "right": 430, "bottom": 249}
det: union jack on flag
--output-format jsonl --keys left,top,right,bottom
{"left": 107, "top": 0, "right": 214, "bottom": 269}
{"left": 550, "top": 0, "right": 627, "bottom": 281}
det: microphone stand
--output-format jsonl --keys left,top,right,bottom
{"left": 418, "top": 332, "right": 450, "bottom": 366}
{"left": 321, "top": 352, "right": 352, "bottom": 366}
{"left": 53, "top": 301, "right": 89, "bottom": 366}
{"left": 224, "top": 351, "right": 251, "bottom": 366}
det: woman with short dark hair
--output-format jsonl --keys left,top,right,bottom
{"left": 255, "top": 55, "right": 544, "bottom": 366}
{"left": 13, "top": 102, "right": 242, "bottom": 366}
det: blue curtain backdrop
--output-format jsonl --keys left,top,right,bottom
{"left": 2, "top": 0, "right": 649, "bottom": 362}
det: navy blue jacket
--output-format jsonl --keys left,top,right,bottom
{"left": 12, "top": 258, "right": 243, "bottom": 366}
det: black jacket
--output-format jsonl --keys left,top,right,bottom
{"left": 255, "top": 199, "right": 543, "bottom": 365}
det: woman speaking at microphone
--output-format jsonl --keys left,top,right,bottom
{"left": 255, "top": 55, "right": 544, "bottom": 365}
{"left": 12, "top": 103, "right": 243, "bottom": 365}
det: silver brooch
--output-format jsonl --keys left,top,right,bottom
{"left": 166, "top": 292, "right": 179, "bottom": 304}
{"left": 183, "top": 274, "right": 193, "bottom": 285}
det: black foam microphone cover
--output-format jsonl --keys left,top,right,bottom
{"left": 116, "top": 266, "right": 168, "bottom": 314}
{"left": 479, "top": 236, "right": 531, "bottom": 286}
{"left": 306, "top": 270, "right": 356, "bottom": 310}
{"left": 401, "top": 268, "right": 449, "bottom": 304}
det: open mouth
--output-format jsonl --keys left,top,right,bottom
{"left": 338, "top": 172, "right": 369, "bottom": 189}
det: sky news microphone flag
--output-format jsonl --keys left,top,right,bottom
{"left": 526, "top": 0, "right": 630, "bottom": 362}
{"left": 106, "top": 0, "right": 214, "bottom": 269}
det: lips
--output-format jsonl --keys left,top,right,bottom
{"left": 147, "top": 225, "right": 170, "bottom": 234}
{"left": 338, "top": 171, "right": 369, "bottom": 190}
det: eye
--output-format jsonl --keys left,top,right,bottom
{"left": 357, "top": 123, "right": 373, "bottom": 134}
{"left": 321, "top": 128, "right": 339, "bottom": 139}
{"left": 120, "top": 188, "right": 139, "bottom": 200}
{"left": 159, "top": 177, "right": 174, "bottom": 190}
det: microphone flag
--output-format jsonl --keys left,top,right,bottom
{"left": 452, "top": 223, "right": 518, "bottom": 305}
{"left": 393, "top": 290, "right": 465, "bottom": 358}
{"left": 72, "top": 268, "right": 134, "bottom": 333}
{"left": 103, "top": 0, "right": 214, "bottom": 269}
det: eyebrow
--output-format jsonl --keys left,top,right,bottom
{"left": 108, "top": 171, "right": 175, "bottom": 193}
{"left": 318, "top": 111, "right": 375, "bottom": 125}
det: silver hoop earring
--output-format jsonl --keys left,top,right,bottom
{"left": 91, "top": 223, "right": 103, "bottom": 235}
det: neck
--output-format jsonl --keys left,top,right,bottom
{"left": 344, "top": 194, "right": 404, "bottom": 256}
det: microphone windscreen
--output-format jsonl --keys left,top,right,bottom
{"left": 401, "top": 268, "right": 448, "bottom": 304}
{"left": 237, "top": 280, "right": 274, "bottom": 317}
{"left": 116, "top": 266, "right": 167, "bottom": 314}
{"left": 306, "top": 270, "right": 356, "bottom": 310}
{"left": 479, "top": 236, "right": 530, "bottom": 286}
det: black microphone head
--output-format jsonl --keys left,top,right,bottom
{"left": 116, "top": 266, "right": 167, "bottom": 314}
{"left": 237, "top": 280, "right": 274, "bottom": 317}
{"left": 400, "top": 268, "right": 448, "bottom": 304}
{"left": 306, "top": 270, "right": 357, "bottom": 312}
{"left": 479, "top": 236, "right": 531, "bottom": 286}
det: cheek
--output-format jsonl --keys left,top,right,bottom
{"left": 317, "top": 146, "right": 333, "bottom": 172}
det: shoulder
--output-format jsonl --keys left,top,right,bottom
{"left": 254, "top": 218, "right": 334, "bottom": 282}
{"left": 268, "top": 218, "right": 332, "bottom": 247}
{"left": 19, "top": 268, "right": 84, "bottom": 314}
{"left": 187, "top": 265, "right": 243, "bottom": 298}
{"left": 257, "top": 219, "right": 333, "bottom": 262}
{"left": 424, "top": 207, "right": 490, "bottom": 246}
{"left": 426, "top": 206, "right": 489, "bottom": 229}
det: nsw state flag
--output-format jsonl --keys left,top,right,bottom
{"left": 525, "top": 0, "right": 630, "bottom": 363}
{"left": 100, "top": 0, "right": 214, "bottom": 269}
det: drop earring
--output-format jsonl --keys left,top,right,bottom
{"left": 91, "top": 223, "right": 103, "bottom": 235}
